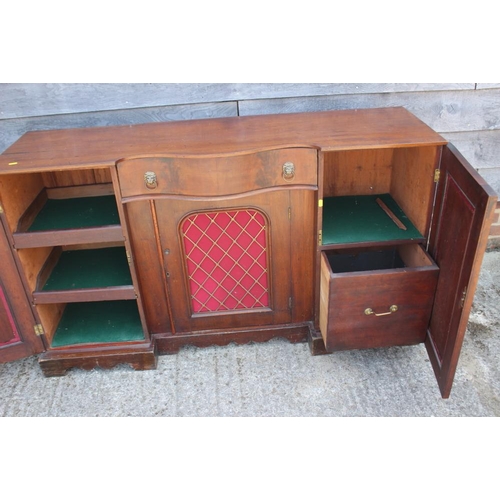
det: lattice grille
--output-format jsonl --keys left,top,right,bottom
{"left": 181, "top": 209, "right": 269, "bottom": 313}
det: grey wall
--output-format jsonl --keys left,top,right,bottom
{"left": 1, "top": 83, "right": 499, "bottom": 193}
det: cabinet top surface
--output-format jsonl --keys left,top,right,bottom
{"left": 0, "top": 107, "right": 446, "bottom": 173}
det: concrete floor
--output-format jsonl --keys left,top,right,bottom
{"left": 1, "top": 251, "right": 499, "bottom": 417}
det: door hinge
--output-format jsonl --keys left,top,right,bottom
{"left": 460, "top": 286, "right": 468, "bottom": 308}
{"left": 318, "top": 229, "right": 323, "bottom": 246}
{"left": 434, "top": 169, "right": 441, "bottom": 183}
{"left": 126, "top": 250, "right": 132, "bottom": 265}
{"left": 289, "top": 297, "right": 292, "bottom": 309}
{"left": 288, "top": 207, "right": 291, "bottom": 220}
{"left": 0, "top": 203, "right": 4, "bottom": 214}
{"left": 34, "top": 324, "right": 45, "bottom": 336}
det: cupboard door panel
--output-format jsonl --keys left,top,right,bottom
{"left": 0, "top": 219, "right": 45, "bottom": 363}
{"left": 427, "top": 144, "right": 497, "bottom": 398}
{"left": 0, "top": 282, "right": 20, "bottom": 344}
{"left": 154, "top": 190, "right": 295, "bottom": 333}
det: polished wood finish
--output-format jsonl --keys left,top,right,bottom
{"left": 322, "top": 146, "right": 438, "bottom": 238}
{"left": 45, "top": 183, "right": 115, "bottom": 199}
{"left": 117, "top": 149, "right": 317, "bottom": 198}
{"left": 33, "top": 286, "right": 136, "bottom": 304}
{"left": 120, "top": 149, "right": 317, "bottom": 340}
{"left": 323, "top": 149, "right": 394, "bottom": 197}
{"left": 0, "top": 108, "right": 495, "bottom": 397}
{"left": 38, "top": 340, "right": 156, "bottom": 376}
{"left": 154, "top": 192, "right": 294, "bottom": 333}
{"left": 41, "top": 169, "right": 112, "bottom": 188}
{"left": 17, "top": 246, "right": 53, "bottom": 293}
{"left": 0, "top": 108, "right": 446, "bottom": 174}
{"left": 391, "top": 146, "right": 439, "bottom": 237}
{"left": 124, "top": 200, "right": 172, "bottom": 335}
{"left": 0, "top": 172, "right": 45, "bottom": 233}
{"left": 154, "top": 323, "right": 310, "bottom": 354}
{"left": 36, "top": 303, "right": 66, "bottom": 345}
{"left": 320, "top": 246, "right": 439, "bottom": 351}
{"left": 13, "top": 182, "right": 125, "bottom": 248}
{"left": 0, "top": 218, "right": 45, "bottom": 362}
{"left": 13, "top": 225, "right": 124, "bottom": 248}
{"left": 426, "top": 144, "right": 497, "bottom": 398}
{"left": 0, "top": 285, "right": 17, "bottom": 344}
{"left": 289, "top": 189, "right": 316, "bottom": 323}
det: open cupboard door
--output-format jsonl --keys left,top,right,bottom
{"left": 426, "top": 144, "right": 497, "bottom": 398}
{"left": 0, "top": 216, "right": 45, "bottom": 363}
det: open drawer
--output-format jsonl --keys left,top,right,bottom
{"left": 319, "top": 244, "right": 439, "bottom": 351}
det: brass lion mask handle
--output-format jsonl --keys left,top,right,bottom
{"left": 144, "top": 171, "right": 158, "bottom": 189}
{"left": 282, "top": 162, "right": 295, "bottom": 181}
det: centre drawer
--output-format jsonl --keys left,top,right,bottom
{"left": 117, "top": 148, "right": 318, "bottom": 198}
{"left": 319, "top": 244, "right": 439, "bottom": 351}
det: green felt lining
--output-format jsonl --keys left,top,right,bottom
{"left": 50, "top": 300, "right": 144, "bottom": 347}
{"left": 322, "top": 193, "right": 424, "bottom": 246}
{"left": 42, "top": 247, "right": 132, "bottom": 291}
{"left": 28, "top": 196, "right": 120, "bottom": 232}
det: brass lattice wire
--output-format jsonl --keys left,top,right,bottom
{"left": 181, "top": 209, "right": 269, "bottom": 313}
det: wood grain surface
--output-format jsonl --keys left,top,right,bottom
{"left": 0, "top": 108, "right": 446, "bottom": 173}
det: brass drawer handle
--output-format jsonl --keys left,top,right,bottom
{"left": 282, "top": 162, "right": 295, "bottom": 181}
{"left": 144, "top": 171, "right": 158, "bottom": 189}
{"left": 364, "top": 305, "right": 398, "bottom": 316}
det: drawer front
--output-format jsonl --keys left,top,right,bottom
{"left": 320, "top": 251, "right": 439, "bottom": 351}
{"left": 117, "top": 148, "right": 318, "bottom": 198}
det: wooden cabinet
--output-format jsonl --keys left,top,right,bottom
{"left": 0, "top": 108, "right": 496, "bottom": 398}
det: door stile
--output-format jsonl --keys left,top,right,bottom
{"left": 426, "top": 143, "right": 497, "bottom": 398}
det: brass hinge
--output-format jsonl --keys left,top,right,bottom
{"left": 0, "top": 203, "right": 4, "bottom": 214}
{"left": 434, "top": 169, "right": 441, "bottom": 183}
{"left": 288, "top": 207, "right": 291, "bottom": 220}
{"left": 318, "top": 199, "right": 323, "bottom": 208}
{"left": 289, "top": 297, "right": 293, "bottom": 309}
{"left": 126, "top": 250, "right": 132, "bottom": 265}
{"left": 460, "top": 286, "right": 468, "bottom": 308}
{"left": 318, "top": 229, "right": 323, "bottom": 246}
{"left": 34, "top": 324, "right": 45, "bottom": 336}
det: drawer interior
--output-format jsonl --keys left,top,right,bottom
{"left": 325, "top": 244, "right": 435, "bottom": 275}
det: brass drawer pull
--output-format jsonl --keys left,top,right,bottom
{"left": 282, "top": 162, "right": 295, "bottom": 181}
{"left": 144, "top": 171, "right": 158, "bottom": 189}
{"left": 365, "top": 305, "right": 398, "bottom": 316}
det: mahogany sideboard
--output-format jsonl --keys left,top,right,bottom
{"left": 0, "top": 107, "right": 496, "bottom": 398}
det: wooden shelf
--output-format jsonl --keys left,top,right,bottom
{"left": 14, "top": 195, "right": 124, "bottom": 248}
{"left": 34, "top": 247, "right": 135, "bottom": 304}
{"left": 50, "top": 300, "right": 144, "bottom": 348}
{"left": 321, "top": 193, "right": 425, "bottom": 249}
